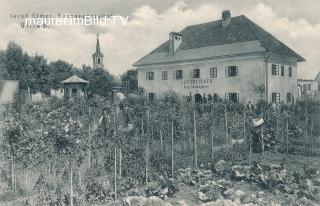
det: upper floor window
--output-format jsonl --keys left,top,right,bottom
{"left": 162, "top": 71, "right": 168, "bottom": 80}
{"left": 308, "top": 84, "right": 311, "bottom": 91}
{"left": 173, "top": 70, "right": 183, "bottom": 80}
{"left": 226, "top": 66, "right": 238, "bottom": 77}
{"left": 272, "top": 64, "right": 279, "bottom": 75}
{"left": 146, "top": 72, "right": 154, "bottom": 80}
{"left": 210, "top": 67, "right": 217, "bottom": 78}
{"left": 281, "top": 66, "right": 284, "bottom": 76}
{"left": 272, "top": 93, "right": 280, "bottom": 103}
{"left": 192, "top": 69, "right": 200, "bottom": 78}
{"left": 288, "top": 67, "right": 292, "bottom": 77}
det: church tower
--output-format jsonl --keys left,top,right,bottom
{"left": 92, "top": 34, "right": 104, "bottom": 69}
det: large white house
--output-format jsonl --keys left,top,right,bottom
{"left": 133, "top": 10, "right": 305, "bottom": 103}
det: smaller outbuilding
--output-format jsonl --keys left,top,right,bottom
{"left": 61, "top": 75, "right": 89, "bottom": 98}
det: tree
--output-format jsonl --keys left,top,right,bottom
{"left": 86, "top": 68, "right": 117, "bottom": 97}
{"left": 121, "top": 69, "right": 138, "bottom": 94}
{"left": 5, "top": 41, "right": 25, "bottom": 80}
{"left": 48, "top": 60, "right": 74, "bottom": 90}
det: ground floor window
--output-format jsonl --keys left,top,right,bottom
{"left": 148, "top": 93, "right": 155, "bottom": 101}
{"left": 287, "top": 92, "right": 292, "bottom": 103}
{"left": 225, "top": 93, "right": 239, "bottom": 103}
{"left": 194, "top": 93, "right": 202, "bottom": 103}
{"left": 272, "top": 93, "right": 280, "bottom": 103}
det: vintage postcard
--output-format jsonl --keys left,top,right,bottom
{"left": 0, "top": 0, "right": 319, "bottom": 205}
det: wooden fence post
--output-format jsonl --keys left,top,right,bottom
{"left": 171, "top": 120, "right": 174, "bottom": 177}
{"left": 193, "top": 110, "right": 197, "bottom": 168}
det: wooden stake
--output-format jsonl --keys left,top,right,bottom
{"left": 114, "top": 147, "right": 117, "bottom": 200}
{"left": 119, "top": 148, "right": 122, "bottom": 179}
{"left": 70, "top": 161, "right": 73, "bottom": 206}
{"left": 160, "top": 129, "right": 163, "bottom": 151}
{"left": 193, "top": 110, "right": 197, "bottom": 168}
{"left": 286, "top": 119, "right": 289, "bottom": 155}
{"left": 224, "top": 105, "right": 229, "bottom": 146}
{"left": 171, "top": 120, "right": 174, "bottom": 177}
{"left": 88, "top": 124, "right": 91, "bottom": 168}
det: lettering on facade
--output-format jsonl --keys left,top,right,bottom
{"left": 181, "top": 79, "right": 212, "bottom": 89}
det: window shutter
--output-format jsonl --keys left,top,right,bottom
{"left": 173, "top": 71, "right": 176, "bottom": 79}
{"left": 225, "top": 67, "right": 227, "bottom": 77}
{"left": 237, "top": 93, "right": 239, "bottom": 102}
{"left": 236, "top": 67, "right": 238, "bottom": 76}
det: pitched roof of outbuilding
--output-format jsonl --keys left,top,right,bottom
{"left": 61, "top": 75, "right": 89, "bottom": 84}
{"left": 134, "top": 15, "right": 304, "bottom": 66}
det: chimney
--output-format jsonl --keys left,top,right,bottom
{"left": 222, "top": 10, "right": 231, "bottom": 27}
{"left": 169, "top": 32, "right": 182, "bottom": 56}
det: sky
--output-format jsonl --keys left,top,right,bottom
{"left": 0, "top": 0, "right": 319, "bottom": 79}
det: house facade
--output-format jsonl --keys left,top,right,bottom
{"left": 133, "top": 10, "right": 304, "bottom": 104}
{"left": 297, "top": 79, "right": 318, "bottom": 100}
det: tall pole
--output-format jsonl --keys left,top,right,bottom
{"left": 224, "top": 104, "right": 229, "bottom": 146}
{"left": 171, "top": 120, "right": 174, "bottom": 177}
{"left": 70, "top": 160, "right": 73, "bottom": 206}
{"left": 193, "top": 110, "right": 197, "bottom": 168}
{"left": 114, "top": 146, "right": 117, "bottom": 200}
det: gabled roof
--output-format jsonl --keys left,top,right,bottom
{"left": 134, "top": 15, "right": 304, "bottom": 66}
{"left": 61, "top": 75, "right": 89, "bottom": 84}
{"left": 315, "top": 72, "right": 320, "bottom": 81}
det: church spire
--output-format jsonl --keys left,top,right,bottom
{"left": 92, "top": 33, "right": 104, "bottom": 69}
{"left": 96, "top": 33, "right": 101, "bottom": 54}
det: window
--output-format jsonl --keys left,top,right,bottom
{"left": 272, "top": 93, "right": 280, "bottom": 103}
{"left": 225, "top": 93, "right": 239, "bottom": 103}
{"left": 303, "top": 84, "right": 307, "bottom": 94}
{"left": 72, "top": 88, "right": 77, "bottom": 96}
{"left": 146, "top": 72, "right": 154, "bottom": 80}
{"left": 226, "top": 66, "right": 238, "bottom": 77}
{"left": 162, "top": 71, "right": 168, "bottom": 80}
{"left": 148, "top": 93, "right": 155, "bottom": 101}
{"left": 272, "top": 64, "right": 279, "bottom": 75}
{"left": 98, "top": 58, "right": 100, "bottom": 64}
{"left": 210, "top": 67, "right": 217, "bottom": 78}
{"left": 192, "top": 69, "right": 200, "bottom": 78}
{"left": 288, "top": 67, "right": 292, "bottom": 77}
{"left": 287, "top": 93, "right": 292, "bottom": 103}
{"left": 173, "top": 70, "right": 183, "bottom": 79}
{"left": 281, "top": 66, "right": 284, "bottom": 76}
{"left": 308, "top": 84, "right": 311, "bottom": 91}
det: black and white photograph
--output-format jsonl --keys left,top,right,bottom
{"left": 0, "top": 0, "right": 320, "bottom": 205}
